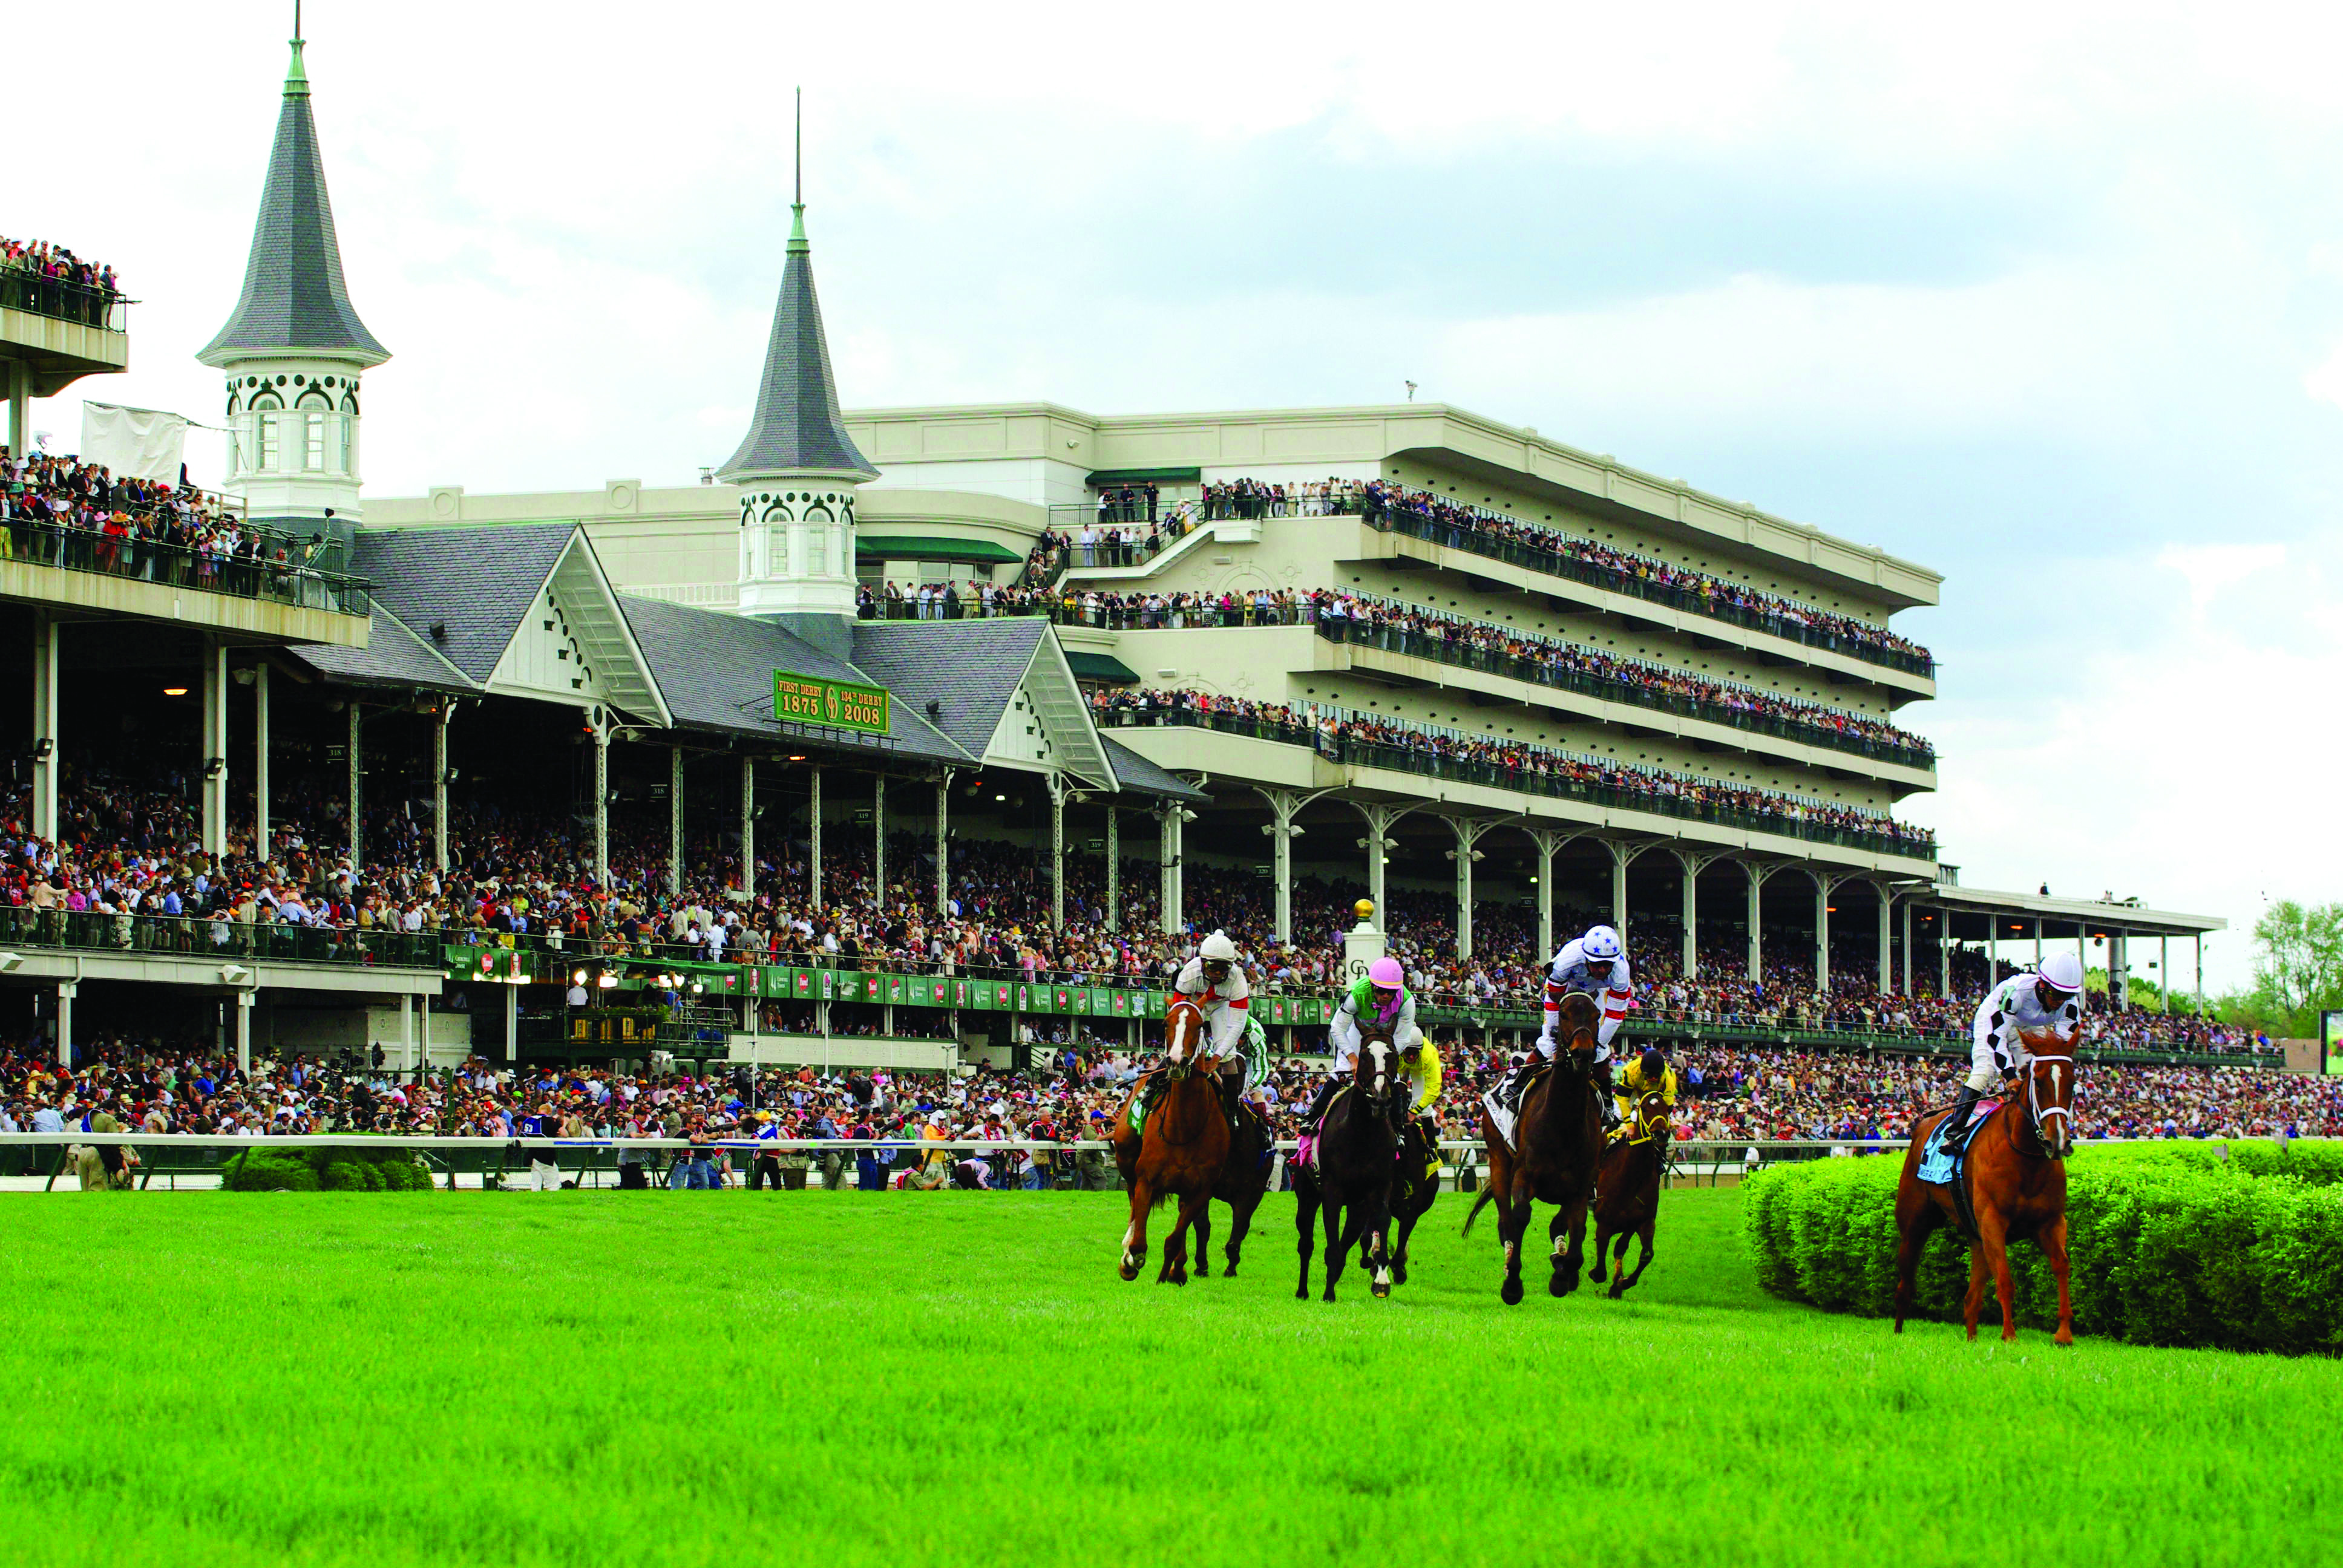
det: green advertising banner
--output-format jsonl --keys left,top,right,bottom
{"left": 886, "top": 975, "right": 906, "bottom": 1005}
{"left": 1015, "top": 984, "right": 1034, "bottom": 1013}
{"left": 862, "top": 975, "right": 883, "bottom": 1004}
{"left": 793, "top": 969, "right": 814, "bottom": 1000}
{"left": 819, "top": 969, "right": 837, "bottom": 1002}
{"left": 952, "top": 978, "right": 973, "bottom": 1008}
{"left": 773, "top": 669, "right": 891, "bottom": 734}
{"left": 1110, "top": 990, "right": 1130, "bottom": 1018}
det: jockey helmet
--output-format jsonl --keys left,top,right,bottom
{"left": 1582, "top": 924, "right": 1624, "bottom": 962}
{"left": 1639, "top": 1048, "right": 1666, "bottom": 1079}
{"left": 1199, "top": 930, "right": 1239, "bottom": 964}
{"left": 1367, "top": 956, "right": 1404, "bottom": 990}
{"left": 2037, "top": 951, "right": 2085, "bottom": 994}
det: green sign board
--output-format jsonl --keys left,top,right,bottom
{"left": 773, "top": 669, "right": 891, "bottom": 734}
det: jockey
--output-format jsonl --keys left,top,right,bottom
{"left": 1496, "top": 923, "right": 1632, "bottom": 1126}
{"left": 1952, "top": 950, "right": 2084, "bottom": 1133}
{"left": 1303, "top": 955, "right": 1422, "bottom": 1131}
{"left": 1168, "top": 929, "right": 1260, "bottom": 1122}
{"left": 1612, "top": 1045, "right": 1677, "bottom": 1138}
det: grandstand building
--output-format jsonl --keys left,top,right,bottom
{"left": 0, "top": 23, "right": 2226, "bottom": 1074}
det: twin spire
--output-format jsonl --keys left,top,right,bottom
{"left": 198, "top": 9, "right": 387, "bottom": 367}
{"left": 715, "top": 88, "right": 875, "bottom": 483}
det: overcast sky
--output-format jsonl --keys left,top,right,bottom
{"left": 18, "top": 0, "right": 2341, "bottom": 988}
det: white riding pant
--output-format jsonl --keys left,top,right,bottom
{"left": 1966, "top": 1039, "right": 2010, "bottom": 1093}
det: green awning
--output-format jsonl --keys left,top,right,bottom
{"left": 1064, "top": 652, "right": 1140, "bottom": 684}
{"left": 855, "top": 535, "right": 1023, "bottom": 565}
{"left": 1084, "top": 467, "right": 1200, "bottom": 487}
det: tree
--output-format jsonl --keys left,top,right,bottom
{"left": 2247, "top": 900, "right": 2343, "bottom": 1035}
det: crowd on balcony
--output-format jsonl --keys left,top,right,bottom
{"left": 0, "top": 451, "right": 332, "bottom": 591}
{"left": 1, "top": 235, "right": 119, "bottom": 324}
{"left": 1089, "top": 687, "right": 1937, "bottom": 853}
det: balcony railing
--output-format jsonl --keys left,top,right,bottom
{"left": 1095, "top": 703, "right": 1936, "bottom": 860}
{"left": 0, "top": 270, "right": 128, "bottom": 332}
{"left": 0, "top": 906, "right": 443, "bottom": 970}
{"left": 0, "top": 518, "right": 370, "bottom": 616}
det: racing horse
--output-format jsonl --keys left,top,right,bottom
{"left": 1189, "top": 1086, "right": 1272, "bottom": 1279}
{"left": 1293, "top": 1019, "right": 1400, "bottom": 1301}
{"left": 1463, "top": 991, "right": 1603, "bottom": 1304}
{"left": 1385, "top": 1086, "right": 1443, "bottom": 1287}
{"left": 1892, "top": 1031, "right": 2077, "bottom": 1344}
{"left": 1111, "top": 996, "right": 1231, "bottom": 1284}
{"left": 1589, "top": 1086, "right": 1670, "bottom": 1299}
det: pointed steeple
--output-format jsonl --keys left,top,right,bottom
{"left": 715, "top": 100, "right": 874, "bottom": 483}
{"left": 198, "top": 19, "right": 388, "bottom": 367}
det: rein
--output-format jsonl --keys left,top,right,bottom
{"left": 2004, "top": 1054, "right": 2073, "bottom": 1161}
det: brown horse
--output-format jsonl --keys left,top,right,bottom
{"left": 1589, "top": 1087, "right": 1669, "bottom": 1299}
{"left": 1463, "top": 991, "right": 1603, "bottom": 1304}
{"left": 1112, "top": 997, "right": 1231, "bottom": 1284}
{"left": 1190, "top": 1094, "right": 1272, "bottom": 1279}
{"left": 1293, "top": 1019, "right": 1400, "bottom": 1301}
{"left": 1893, "top": 1035, "right": 2077, "bottom": 1344}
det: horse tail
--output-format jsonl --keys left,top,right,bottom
{"left": 1461, "top": 1183, "right": 1496, "bottom": 1238}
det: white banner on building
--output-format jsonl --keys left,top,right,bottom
{"left": 78, "top": 401, "right": 189, "bottom": 483}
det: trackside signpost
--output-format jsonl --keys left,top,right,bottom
{"left": 773, "top": 669, "right": 890, "bottom": 734}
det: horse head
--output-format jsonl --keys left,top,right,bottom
{"left": 1555, "top": 991, "right": 1602, "bottom": 1076}
{"left": 1633, "top": 1089, "right": 1671, "bottom": 1145}
{"left": 1164, "top": 998, "right": 1205, "bottom": 1076}
{"left": 2019, "top": 1028, "right": 2076, "bottom": 1160}
{"left": 1354, "top": 1024, "right": 1397, "bottom": 1111}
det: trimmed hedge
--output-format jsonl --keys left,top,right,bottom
{"left": 224, "top": 1146, "right": 433, "bottom": 1194}
{"left": 1742, "top": 1141, "right": 2343, "bottom": 1353}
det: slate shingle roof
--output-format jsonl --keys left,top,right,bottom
{"left": 289, "top": 602, "right": 479, "bottom": 694}
{"left": 714, "top": 214, "right": 875, "bottom": 481}
{"left": 199, "top": 42, "right": 387, "bottom": 365}
{"left": 851, "top": 618, "right": 1047, "bottom": 762}
{"left": 348, "top": 524, "right": 573, "bottom": 682}
{"left": 1102, "top": 736, "right": 1208, "bottom": 803}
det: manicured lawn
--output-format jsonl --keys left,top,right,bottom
{"left": 1, "top": 1184, "right": 2332, "bottom": 1566}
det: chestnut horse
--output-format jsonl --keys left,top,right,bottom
{"left": 1112, "top": 998, "right": 1231, "bottom": 1284}
{"left": 1589, "top": 1087, "right": 1669, "bottom": 1299}
{"left": 1893, "top": 1035, "right": 2077, "bottom": 1344}
{"left": 1293, "top": 1021, "right": 1399, "bottom": 1301}
{"left": 1463, "top": 992, "right": 1603, "bottom": 1304}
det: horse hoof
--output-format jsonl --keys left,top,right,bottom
{"left": 2055, "top": 1328, "right": 2074, "bottom": 1347}
{"left": 1391, "top": 1263, "right": 1407, "bottom": 1287}
{"left": 1322, "top": 1290, "right": 1337, "bottom": 1303}
{"left": 1608, "top": 1281, "right": 1626, "bottom": 1300}
{"left": 1500, "top": 1278, "right": 1524, "bottom": 1305}
{"left": 1118, "top": 1263, "right": 1138, "bottom": 1282}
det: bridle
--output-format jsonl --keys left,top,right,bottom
{"left": 2013, "top": 1053, "right": 2074, "bottom": 1160}
{"left": 1357, "top": 1033, "right": 1394, "bottom": 1111}
{"left": 1164, "top": 999, "right": 1205, "bottom": 1077}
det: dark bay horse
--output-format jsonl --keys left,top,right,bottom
{"left": 1294, "top": 1022, "right": 1398, "bottom": 1301}
{"left": 1590, "top": 1087, "right": 1669, "bottom": 1299}
{"left": 1463, "top": 991, "right": 1602, "bottom": 1304}
{"left": 1191, "top": 1093, "right": 1271, "bottom": 1278}
{"left": 1893, "top": 1034, "right": 2077, "bottom": 1344}
{"left": 1386, "top": 1102, "right": 1442, "bottom": 1287}
{"left": 1112, "top": 998, "right": 1230, "bottom": 1284}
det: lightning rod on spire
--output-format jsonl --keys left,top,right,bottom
{"left": 794, "top": 87, "right": 802, "bottom": 208}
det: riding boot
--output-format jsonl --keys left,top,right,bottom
{"left": 1300, "top": 1077, "right": 1335, "bottom": 1131}
{"left": 1944, "top": 1084, "right": 1981, "bottom": 1143}
{"left": 1498, "top": 1058, "right": 1542, "bottom": 1110}
{"left": 1217, "top": 1069, "right": 1243, "bottom": 1134}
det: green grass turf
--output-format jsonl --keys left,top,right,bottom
{"left": 2, "top": 1185, "right": 2333, "bottom": 1567}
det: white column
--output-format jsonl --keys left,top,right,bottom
{"left": 1256, "top": 788, "right": 1319, "bottom": 945}
{"left": 668, "top": 745, "right": 684, "bottom": 895}
{"left": 200, "top": 639, "right": 228, "bottom": 858}
{"left": 1352, "top": 802, "right": 1418, "bottom": 920}
{"left": 30, "top": 612, "right": 58, "bottom": 841}
{"left": 2033, "top": 918, "right": 2043, "bottom": 970}
{"left": 592, "top": 712, "right": 610, "bottom": 890}
{"left": 505, "top": 982, "right": 519, "bottom": 1065}
{"left": 1814, "top": 875, "right": 1836, "bottom": 992}
{"left": 1939, "top": 909, "right": 1951, "bottom": 999}
{"left": 54, "top": 981, "right": 73, "bottom": 1068}
{"left": 237, "top": 990, "right": 255, "bottom": 1075}
{"left": 346, "top": 700, "right": 362, "bottom": 867}
{"left": 934, "top": 769, "right": 954, "bottom": 915}
{"left": 400, "top": 992, "right": 415, "bottom": 1073}
{"left": 2109, "top": 930, "right": 2127, "bottom": 1011}
{"left": 2160, "top": 933, "right": 2170, "bottom": 1013}
{"left": 2194, "top": 933, "right": 2204, "bottom": 1014}
{"left": 740, "top": 756, "right": 756, "bottom": 906}
{"left": 1876, "top": 889, "right": 1893, "bottom": 996}
{"left": 1445, "top": 816, "right": 1493, "bottom": 959}
{"left": 1104, "top": 806, "right": 1119, "bottom": 928}
{"left": 1049, "top": 777, "right": 1066, "bottom": 928}
{"left": 1743, "top": 861, "right": 1772, "bottom": 983}
{"left": 255, "top": 662, "right": 272, "bottom": 862}
{"left": 431, "top": 699, "right": 450, "bottom": 875}
{"left": 873, "top": 774, "right": 886, "bottom": 898}
{"left": 1608, "top": 841, "right": 1631, "bottom": 936}
{"left": 810, "top": 766, "right": 824, "bottom": 910}
{"left": 5, "top": 360, "right": 28, "bottom": 462}
{"left": 1159, "top": 806, "right": 1184, "bottom": 935}
{"left": 1901, "top": 900, "right": 1914, "bottom": 997}
{"left": 1527, "top": 828, "right": 1570, "bottom": 962}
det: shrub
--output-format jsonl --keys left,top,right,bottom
{"left": 224, "top": 1146, "right": 435, "bottom": 1194}
{"left": 222, "top": 1150, "right": 320, "bottom": 1192}
{"left": 1742, "top": 1141, "right": 2343, "bottom": 1353}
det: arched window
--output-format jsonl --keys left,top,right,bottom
{"left": 805, "top": 523, "right": 827, "bottom": 577}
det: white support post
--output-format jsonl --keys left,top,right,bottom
{"left": 1609, "top": 841, "right": 1631, "bottom": 936}
{"left": 2109, "top": 930, "right": 2127, "bottom": 1011}
{"left": 5, "top": 359, "right": 28, "bottom": 463}
{"left": 201, "top": 639, "right": 228, "bottom": 858}
{"left": 2077, "top": 925, "right": 2088, "bottom": 996}
{"left": 1444, "top": 815, "right": 1494, "bottom": 959}
{"left": 1876, "top": 889, "right": 1894, "bottom": 996}
{"left": 237, "top": 990, "right": 255, "bottom": 1076}
{"left": 935, "top": 769, "right": 954, "bottom": 916}
{"left": 346, "top": 700, "right": 362, "bottom": 868}
{"left": 30, "top": 612, "right": 59, "bottom": 841}
{"left": 1104, "top": 806, "right": 1119, "bottom": 928}
{"left": 810, "top": 766, "right": 824, "bottom": 911}
{"left": 2160, "top": 934, "right": 2170, "bottom": 1014}
{"left": 592, "top": 711, "right": 610, "bottom": 891}
{"left": 505, "top": 982, "right": 518, "bottom": 1065}
{"left": 255, "top": 662, "right": 273, "bottom": 863}
{"left": 2194, "top": 933, "right": 2204, "bottom": 1014}
{"left": 1939, "top": 909, "right": 1952, "bottom": 998}
{"left": 1901, "top": 899, "right": 1914, "bottom": 998}
{"left": 1526, "top": 827, "right": 1571, "bottom": 962}
{"left": 400, "top": 992, "right": 415, "bottom": 1073}
{"left": 431, "top": 699, "right": 450, "bottom": 875}
{"left": 2033, "top": 918, "right": 2043, "bottom": 970}
{"left": 740, "top": 756, "right": 756, "bottom": 906}
{"left": 1257, "top": 788, "right": 1327, "bottom": 945}
{"left": 1814, "top": 875, "right": 1840, "bottom": 992}
{"left": 1351, "top": 801, "right": 1420, "bottom": 921}
{"left": 1743, "top": 861, "right": 1775, "bottom": 983}
{"left": 54, "top": 981, "right": 73, "bottom": 1068}
{"left": 1673, "top": 849, "right": 1722, "bottom": 979}
{"left": 1049, "top": 777, "right": 1066, "bottom": 929}
{"left": 1158, "top": 805, "right": 1185, "bottom": 935}
{"left": 668, "top": 745, "right": 684, "bottom": 895}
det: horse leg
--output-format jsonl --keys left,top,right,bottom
{"left": 1962, "top": 1245, "right": 1988, "bottom": 1340}
{"left": 1224, "top": 1187, "right": 1260, "bottom": 1278}
{"left": 1367, "top": 1192, "right": 1394, "bottom": 1300}
{"left": 1159, "top": 1187, "right": 1207, "bottom": 1286}
{"left": 1590, "top": 1214, "right": 1612, "bottom": 1284}
{"left": 1321, "top": 1193, "right": 1347, "bottom": 1302}
{"left": 1892, "top": 1175, "right": 1940, "bottom": 1334}
{"left": 1618, "top": 1221, "right": 1654, "bottom": 1296}
{"left": 1121, "top": 1175, "right": 1153, "bottom": 1282}
{"left": 1192, "top": 1200, "right": 1213, "bottom": 1279}
{"left": 1496, "top": 1191, "right": 1526, "bottom": 1305}
{"left": 1547, "top": 1203, "right": 1585, "bottom": 1297}
{"left": 2043, "top": 1213, "right": 2075, "bottom": 1347}
{"left": 1979, "top": 1210, "right": 2018, "bottom": 1342}
{"left": 1294, "top": 1178, "right": 1320, "bottom": 1301}
{"left": 1391, "top": 1207, "right": 1419, "bottom": 1288}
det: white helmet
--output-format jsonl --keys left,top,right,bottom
{"left": 1199, "top": 930, "right": 1239, "bottom": 963}
{"left": 2037, "top": 951, "right": 2085, "bottom": 994}
{"left": 1581, "top": 924, "right": 1623, "bottom": 962}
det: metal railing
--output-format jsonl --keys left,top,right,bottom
{"left": 0, "top": 269, "right": 128, "bottom": 332}
{"left": 0, "top": 906, "right": 443, "bottom": 969}
{"left": 0, "top": 518, "right": 370, "bottom": 616}
{"left": 1092, "top": 702, "right": 1937, "bottom": 860}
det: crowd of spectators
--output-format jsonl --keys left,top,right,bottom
{"left": 1, "top": 235, "right": 119, "bottom": 324}
{"left": 1091, "top": 687, "right": 1937, "bottom": 854}
{"left": 0, "top": 451, "right": 339, "bottom": 593}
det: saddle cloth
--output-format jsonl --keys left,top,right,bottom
{"left": 1480, "top": 1063, "right": 1548, "bottom": 1154}
{"left": 1294, "top": 1085, "right": 1351, "bottom": 1172}
{"left": 1917, "top": 1098, "right": 2000, "bottom": 1187}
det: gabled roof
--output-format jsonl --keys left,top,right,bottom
{"left": 1102, "top": 736, "right": 1208, "bottom": 803}
{"left": 285, "top": 601, "right": 479, "bottom": 694}
{"left": 620, "top": 595, "right": 966, "bottom": 764}
{"left": 852, "top": 617, "right": 1047, "bottom": 760}
{"left": 350, "top": 524, "right": 575, "bottom": 682}
{"left": 714, "top": 205, "right": 876, "bottom": 482}
{"left": 198, "top": 38, "right": 387, "bottom": 367}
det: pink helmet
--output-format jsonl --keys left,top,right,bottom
{"left": 1367, "top": 956, "right": 1404, "bottom": 988}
